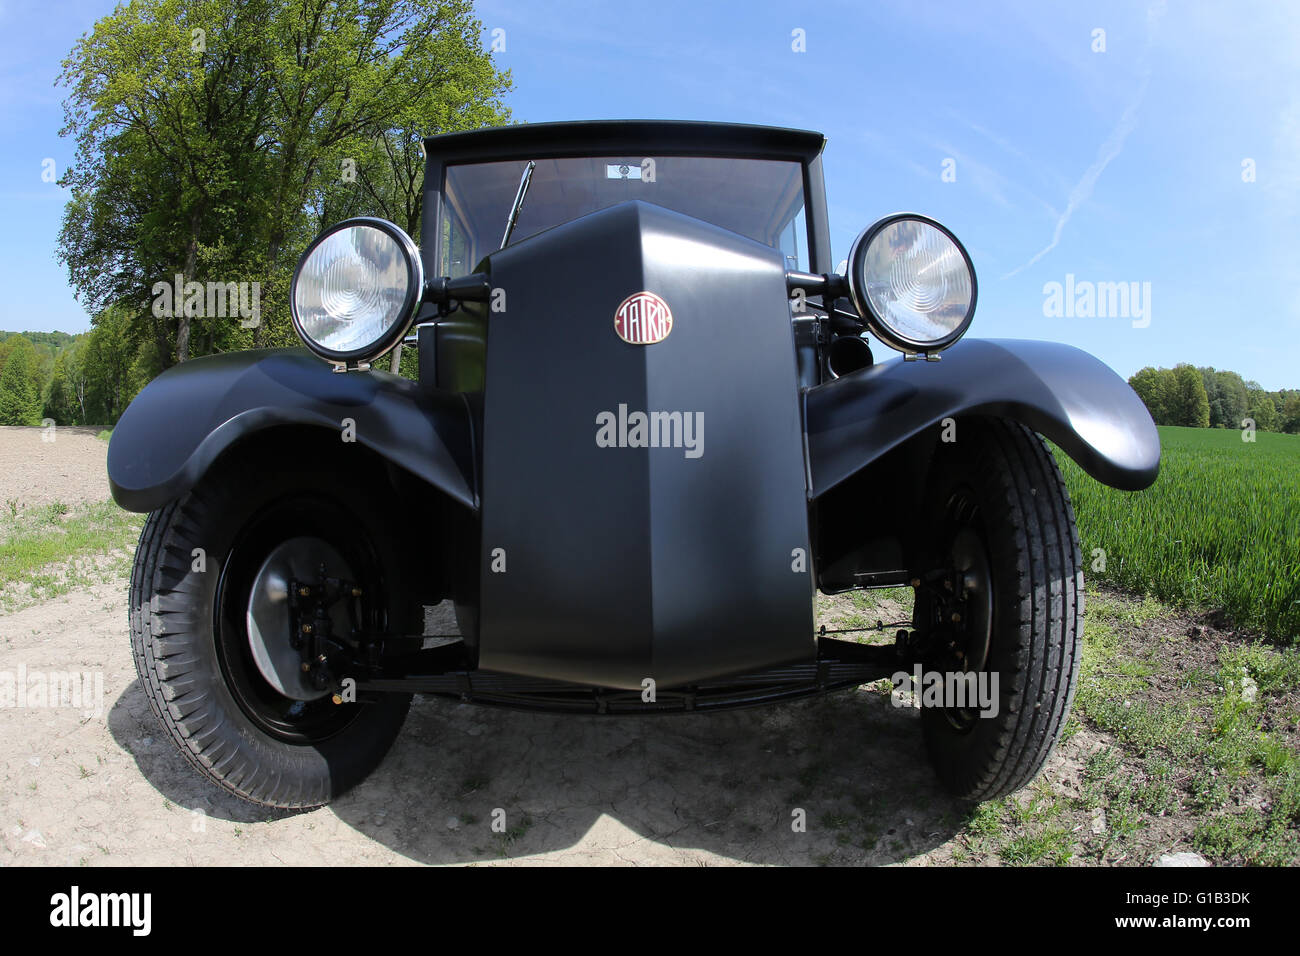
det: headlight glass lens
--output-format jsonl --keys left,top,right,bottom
{"left": 851, "top": 217, "right": 975, "bottom": 351}
{"left": 292, "top": 221, "right": 419, "bottom": 360}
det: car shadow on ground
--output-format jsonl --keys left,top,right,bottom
{"left": 107, "top": 678, "right": 972, "bottom": 864}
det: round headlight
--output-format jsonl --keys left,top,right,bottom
{"left": 846, "top": 214, "right": 976, "bottom": 355}
{"left": 290, "top": 217, "right": 424, "bottom": 365}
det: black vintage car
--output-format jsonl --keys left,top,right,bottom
{"left": 108, "top": 120, "right": 1160, "bottom": 809}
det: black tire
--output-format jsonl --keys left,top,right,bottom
{"left": 912, "top": 417, "right": 1083, "bottom": 802}
{"left": 129, "top": 450, "right": 412, "bottom": 809}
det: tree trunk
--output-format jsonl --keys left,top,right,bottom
{"left": 177, "top": 210, "right": 202, "bottom": 364}
{"left": 151, "top": 310, "right": 172, "bottom": 372}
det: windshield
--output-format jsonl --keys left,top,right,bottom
{"left": 439, "top": 155, "right": 808, "bottom": 277}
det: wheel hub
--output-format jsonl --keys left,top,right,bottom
{"left": 931, "top": 526, "right": 994, "bottom": 730}
{"left": 246, "top": 537, "right": 355, "bottom": 701}
{"left": 948, "top": 527, "right": 993, "bottom": 673}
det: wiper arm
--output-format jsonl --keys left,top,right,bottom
{"left": 499, "top": 160, "right": 536, "bottom": 249}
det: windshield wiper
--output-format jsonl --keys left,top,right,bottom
{"left": 499, "top": 160, "right": 537, "bottom": 249}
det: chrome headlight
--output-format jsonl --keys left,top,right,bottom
{"left": 846, "top": 214, "right": 976, "bottom": 355}
{"left": 290, "top": 217, "right": 424, "bottom": 366}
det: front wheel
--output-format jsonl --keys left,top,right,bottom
{"left": 911, "top": 418, "right": 1083, "bottom": 802}
{"left": 129, "top": 454, "right": 412, "bottom": 809}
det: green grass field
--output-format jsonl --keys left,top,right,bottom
{"left": 1056, "top": 426, "right": 1300, "bottom": 642}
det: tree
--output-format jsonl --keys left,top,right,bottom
{"left": 58, "top": 0, "right": 511, "bottom": 374}
{"left": 1219, "top": 370, "right": 1249, "bottom": 428}
{"left": 1129, "top": 367, "right": 1175, "bottom": 424}
{"left": 58, "top": 129, "right": 192, "bottom": 369}
{"left": 1199, "top": 367, "right": 1224, "bottom": 426}
{"left": 44, "top": 341, "right": 89, "bottom": 426}
{"left": 1198, "top": 367, "right": 1249, "bottom": 429}
{"left": 1170, "top": 364, "right": 1211, "bottom": 427}
{"left": 0, "top": 336, "right": 45, "bottom": 426}
{"left": 1283, "top": 394, "right": 1300, "bottom": 434}
{"left": 1248, "top": 393, "right": 1278, "bottom": 432}
{"left": 81, "top": 306, "right": 138, "bottom": 425}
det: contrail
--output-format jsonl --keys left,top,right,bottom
{"left": 1003, "top": 2, "right": 1166, "bottom": 279}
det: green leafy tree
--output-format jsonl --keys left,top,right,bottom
{"left": 1199, "top": 367, "right": 1224, "bottom": 426}
{"left": 1283, "top": 394, "right": 1300, "bottom": 434}
{"left": 58, "top": 129, "right": 191, "bottom": 368}
{"left": 43, "top": 340, "right": 91, "bottom": 426}
{"left": 1247, "top": 393, "right": 1278, "bottom": 432}
{"left": 1170, "top": 364, "right": 1211, "bottom": 427}
{"left": 1129, "top": 366, "right": 1177, "bottom": 424}
{"left": 1198, "top": 367, "right": 1249, "bottom": 428}
{"left": 81, "top": 306, "right": 139, "bottom": 424}
{"left": 1216, "top": 370, "right": 1249, "bottom": 427}
{"left": 0, "top": 336, "right": 45, "bottom": 426}
{"left": 58, "top": 0, "right": 511, "bottom": 378}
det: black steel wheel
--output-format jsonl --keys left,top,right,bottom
{"left": 911, "top": 417, "right": 1083, "bottom": 801}
{"left": 214, "top": 502, "right": 369, "bottom": 743}
{"left": 129, "top": 449, "right": 412, "bottom": 808}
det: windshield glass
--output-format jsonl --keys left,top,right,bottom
{"left": 439, "top": 155, "right": 807, "bottom": 277}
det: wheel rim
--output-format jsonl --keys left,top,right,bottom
{"left": 940, "top": 525, "right": 994, "bottom": 731}
{"left": 916, "top": 487, "right": 996, "bottom": 733}
{"left": 214, "top": 497, "right": 377, "bottom": 744}
{"left": 246, "top": 537, "right": 355, "bottom": 702}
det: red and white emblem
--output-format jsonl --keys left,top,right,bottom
{"left": 614, "top": 291, "right": 673, "bottom": 345}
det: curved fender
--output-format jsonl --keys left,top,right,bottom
{"left": 805, "top": 338, "right": 1160, "bottom": 497}
{"left": 108, "top": 348, "right": 477, "bottom": 513}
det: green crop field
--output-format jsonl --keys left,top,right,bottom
{"left": 1055, "top": 426, "right": 1300, "bottom": 642}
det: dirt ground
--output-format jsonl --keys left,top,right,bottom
{"left": 2, "top": 574, "right": 969, "bottom": 866}
{"left": 0, "top": 426, "right": 1204, "bottom": 866}
{"left": 0, "top": 425, "right": 112, "bottom": 509}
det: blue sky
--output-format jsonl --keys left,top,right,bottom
{"left": 1, "top": 0, "right": 1297, "bottom": 388}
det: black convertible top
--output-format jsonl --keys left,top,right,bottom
{"left": 423, "top": 119, "right": 826, "bottom": 164}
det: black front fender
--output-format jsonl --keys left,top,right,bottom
{"left": 108, "top": 348, "right": 477, "bottom": 513}
{"left": 805, "top": 338, "right": 1160, "bottom": 497}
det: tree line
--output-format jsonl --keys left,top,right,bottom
{"left": 1128, "top": 364, "right": 1300, "bottom": 432}
{"left": 0, "top": 315, "right": 139, "bottom": 426}
{"left": 27, "top": 0, "right": 510, "bottom": 426}
{"left": 11, "top": 325, "right": 1298, "bottom": 433}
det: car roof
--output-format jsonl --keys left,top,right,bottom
{"left": 423, "top": 119, "right": 827, "bottom": 165}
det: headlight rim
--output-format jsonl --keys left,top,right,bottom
{"left": 846, "top": 212, "right": 978, "bottom": 355}
{"left": 289, "top": 216, "right": 425, "bottom": 366}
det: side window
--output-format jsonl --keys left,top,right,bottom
{"left": 440, "top": 208, "right": 471, "bottom": 278}
{"left": 779, "top": 205, "right": 808, "bottom": 272}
